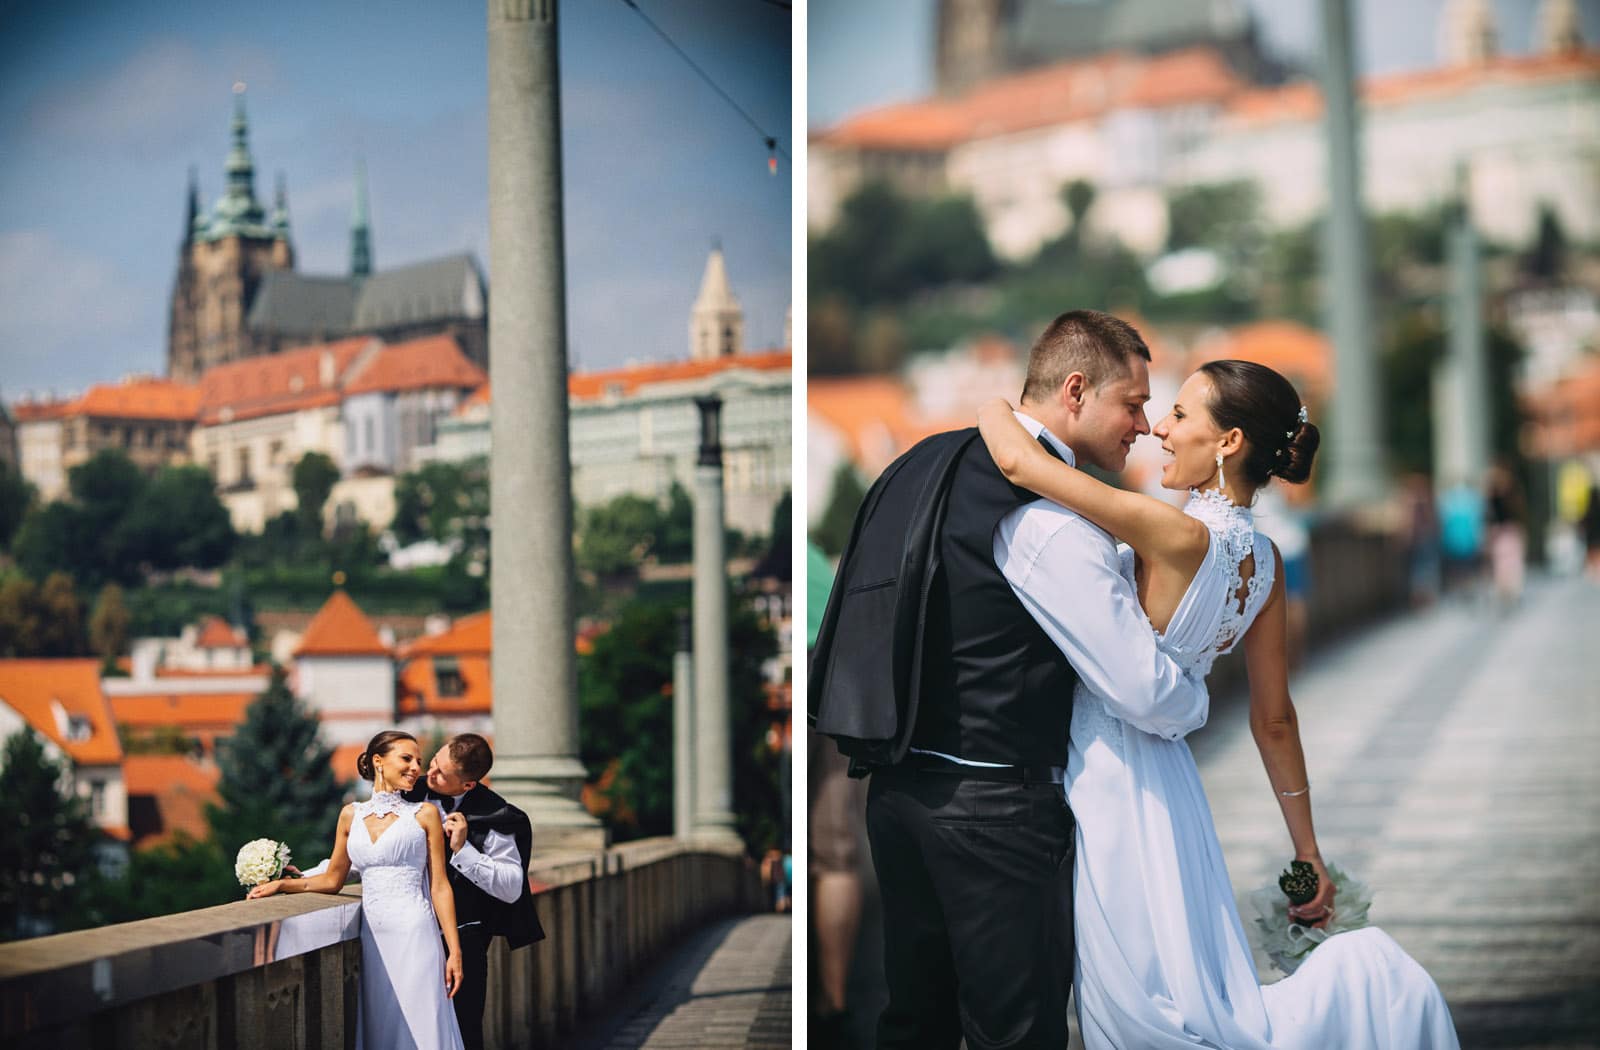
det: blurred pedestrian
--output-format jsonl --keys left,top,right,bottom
{"left": 1400, "top": 474, "right": 1442, "bottom": 607}
{"left": 1485, "top": 462, "right": 1526, "bottom": 609}
{"left": 1439, "top": 478, "right": 1486, "bottom": 598}
{"left": 1583, "top": 480, "right": 1600, "bottom": 582}
{"left": 806, "top": 540, "right": 866, "bottom": 1047}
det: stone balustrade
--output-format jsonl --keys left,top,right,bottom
{"left": 0, "top": 837, "right": 761, "bottom": 1050}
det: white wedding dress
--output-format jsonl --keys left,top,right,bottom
{"left": 346, "top": 792, "right": 465, "bottom": 1050}
{"left": 1068, "top": 489, "right": 1459, "bottom": 1049}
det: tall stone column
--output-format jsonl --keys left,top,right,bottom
{"left": 487, "top": 0, "right": 604, "bottom": 849}
{"left": 1318, "top": 0, "right": 1388, "bottom": 506}
{"left": 1435, "top": 164, "right": 1491, "bottom": 488}
{"left": 691, "top": 396, "right": 740, "bottom": 846}
{"left": 673, "top": 611, "right": 695, "bottom": 840}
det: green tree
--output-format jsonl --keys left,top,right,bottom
{"left": 117, "top": 465, "right": 236, "bottom": 570}
{"left": 292, "top": 452, "right": 341, "bottom": 537}
{"left": 391, "top": 458, "right": 489, "bottom": 551}
{"left": 654, "top": 482, "right": 694, "bottom": 564}
{"left": 812, "top": 463, "right": 868, "bottom": 557}
{"left": 89, "top": 583, "right": 131, "bottom": 664}
{"left": 0, "top": 573, "right": 87, "bottom": 658}
{"left": 0, "top": 728, "right": 102, "bottom": 940}
{"left": 89, "top": 833, "right": 239, "bottom": 924}
{"left": 0, "top": 461, "right": 35, "bottom": 550}
{"left": 207, "top": 666, "right": 349, "bottom": 866}
{"left": 577, "top": 494, "right": 662, "bottom": 580}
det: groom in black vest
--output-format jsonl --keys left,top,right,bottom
{"left": 813, "top": 311, "right": 1208, "bottom": 1049}
{"left": 411, "top": 733, "right": 545, "bottom": 1050}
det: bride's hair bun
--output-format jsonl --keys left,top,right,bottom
{"left": 1196, "top": 359, "right": 1319, "bottom": 486}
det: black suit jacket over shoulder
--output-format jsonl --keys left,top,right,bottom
{"left": 808, "top": 428, "right": 980, "bottom": 772}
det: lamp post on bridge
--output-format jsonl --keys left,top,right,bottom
{"left": 691, "top": 395, "right": 741, "bottom": 847}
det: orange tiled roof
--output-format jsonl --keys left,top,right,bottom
{"left": 342, "top": 335, "right": 487, "bottom": 396}
{"left": 0, "top": 659, "right": 122, "bottom": 766}
{"left": 109, "top": 691, "right": 255, "bottom": 728}
{"left": 195, "top": 616, "right": 247, "bottom": 649}
{"left": 330, "top": 743, "right": 366, "bottom": 783}
{"left": 71, "top": 378, "right": 200, "bottom": 422}
{"left": 808, "top": 375, "right": 960, "bottom": 477}
{"left": 123, "top": 755, "right": 220, "bottom": 849}
{"left": 295, "top": 590, "right": 391, "bottom": 657}
{"left": 1187, "top": 321, "right": 1332, "bottom": 401}
{"left": 198, "top": 336, "right": 375, "bottom": 425}
{"left": 568, "top": 350, "right": 792, "bottom": 402}
{"left": 1227, "top": 48, "right": 1600, "bottom": 128}
{"left": 820, "top": 47, "right": 1246, "bottom": 150}
{"left": 397, "top": 652, "right": 493, "bottom": 715}
{"left": 399, "top": 611, "right": 491, "bottom": 658}
{"left": 9, "top": 399, "right": 75, "bottom": 424}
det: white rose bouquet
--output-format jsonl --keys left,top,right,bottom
{"left": 235, "top": 838, "right": 293, "bottom": 887}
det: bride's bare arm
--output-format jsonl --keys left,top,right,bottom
{"left": 419, "top": 805, "right": 464, "bottom": 997}
{"left": 977, "top": 398, "right": 1207, "bottom": 575}
{"left": 1241, "top": 544, "right": 1335, "bottom": 927}
{"left": 248, "top": 805, "right": 355, "bottom": 898}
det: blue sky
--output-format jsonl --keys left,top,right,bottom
{"left": 0, "top": 0, "right": 792, "bottom": 398}
{"left": 809, "top": 0, "right": 1600, "bottom": 125}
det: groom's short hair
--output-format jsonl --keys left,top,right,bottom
{"left": 1021, "top": 310, "right": 1151, "bottom": 402}
{"left": 445, "top": 733, "right": 493, "bottom": 782}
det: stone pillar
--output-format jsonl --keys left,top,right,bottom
{"left": 691, "top": 396, "right": 740, "bottom": 846}
{"left": 673, "top": 610, "right": 695, "bottom": 840}
{"left": 1435, "top": 164, "right": 1491, "bottom": 489}
{"left": 487, "top": 0, "right": 604, "bottom": 849}
{"left": 1318, "top": 0, "right": 1388, "bottom": 507}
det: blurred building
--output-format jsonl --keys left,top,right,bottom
{"left": 168, "top": 94, "right": 487, "bottom": 382}
{"left": 0, "top": 400, "right": 17, "bottom": 471}
{"left": 690, "top": 247, "right": 746, "bottom": 360}
{"left": 192, "top": 334, "right": 484, "bottom": 533}
{"left": 291, "top": 590, "right": 396, "bottom": 751}
{"left": 0, "top": 659, "right": 130, "bottom": 849}
{"left": 59, "top": 377, "right": 200, "bottom": 478}
{"left": 11, "top": 398, "right": 73, "bottom": 501}
{"left": 395, "top": 611, "right": 494, "bottom": 741}
{"left": 813, "top": 1, "right": 1598, "bottom": 259}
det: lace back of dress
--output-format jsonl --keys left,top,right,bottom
{"left": 1184, "top": 489, "right": 1273, "bottom": 663}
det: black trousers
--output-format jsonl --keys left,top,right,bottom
{"left": 866, "top": 766, "right": 1076, "bottom": 1050}
{"left": 453, "top": 924, "right": 491, "bottom": 1050}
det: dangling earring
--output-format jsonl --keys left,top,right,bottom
{"left": 1214, "top": 451, "right": 1226, "bottom": 494}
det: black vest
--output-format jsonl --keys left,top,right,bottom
{"left": 908, "top": 439, "right": 1080, "bottom": 766}
{"left": 418, "top": 784, "right": 546, "bottom": 948}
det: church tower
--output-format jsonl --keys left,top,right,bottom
{"left": 1439, "top": 0, "right": 1498, "bottom": 66}
{"left": 1539, "top": 0, "right": 1584, "bottom": 54}
{"left": 167, "top": 89, "right": 294, "bottom": 382}
{"left": 936, "top": 0, "right": 1006, "bottom": 95}
{"left": 689, "top": 246, "right": 744, "bottom": 361}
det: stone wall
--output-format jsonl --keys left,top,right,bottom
{"left": 0, "top": 838, "right": 760, "bottom": 1050}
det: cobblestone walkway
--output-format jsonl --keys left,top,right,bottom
{"left": 1195, "top": 575, "right": 1600, "bottom": 1049}
{"left": 574, "top": 913, "right": 791, "bottom": 1049}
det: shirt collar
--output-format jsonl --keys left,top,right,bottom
{"left": 1013, "top": 410, "right": 1076, "bottom": 467}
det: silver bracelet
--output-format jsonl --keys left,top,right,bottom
{"left": 1279, "top": 783, "right": 1310, "bottom": 798}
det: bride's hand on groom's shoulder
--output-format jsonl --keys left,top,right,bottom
{"left": 1287, "top": 855, "right": 1336, "bottom": 930}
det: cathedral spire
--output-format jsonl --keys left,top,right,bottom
{"left": 184, "top": 165, "right": 200, "bottom": 245}
{"left": 271, "top": 171, "right": 291, "bottom": 239}
{"left": 225, "top": 86, "right": 259, "bottom": 206}
{"left": 350, "top": 157, "right": 372, "bottom": 278}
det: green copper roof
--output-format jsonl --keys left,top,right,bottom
{"left": 350, "top": 158, "right": 372, "bottom": 277}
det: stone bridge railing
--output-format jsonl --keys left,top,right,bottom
{"left": 0, "top": 838, "right": 762, "bottom": 1050}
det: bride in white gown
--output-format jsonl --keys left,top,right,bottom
{"left": 979, "top": 360, "right": 1459, "bottom": 1050}
{"left": 249, "top": 730, "right": 466, "bottom": 1050}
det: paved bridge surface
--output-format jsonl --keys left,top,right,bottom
{"left": 573, "top": 913, "right": 792, "bottom": 1049}
{"left": 839, "top": 574, "right": 1600, "bottom": 1049}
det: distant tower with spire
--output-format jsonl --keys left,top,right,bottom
{"left": 689, "top": 244, "right": 744, "bottom": 361}
{"left": 1439, "top": 0, "right": 1498, "bottom": 66}
{"left": 351, "top": 158, "right": 373, "bottom": 279}
{"left": 168, "top": 87, "right": 295, "bottom": 382}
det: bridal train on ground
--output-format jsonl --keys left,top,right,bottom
{"left": 1068, "top": 490, "right": 1459, "bottom": 1049}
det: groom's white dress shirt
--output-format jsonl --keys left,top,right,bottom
{"left": 996, "top": 412, "right": 1207, "bottom": 742}
{"left": 915, "top": 412, "right": 1207, "bottom": 765}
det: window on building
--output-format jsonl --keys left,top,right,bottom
{"left": 66, "top": 715, "right": 93, "bottom": 742}
{"left": 237, "top": 447, "right": 252, "bottom": 484}
{"left": 434, "top": 656, "right": 464, "bottom": 699}
{"left": 88, "top": 780, "right": 106, "bottom": 820}
{"left": 365, "top": 417, "right": 375, "bottom": 454}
